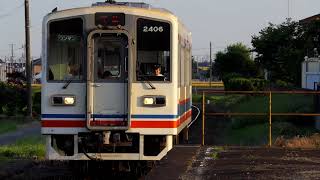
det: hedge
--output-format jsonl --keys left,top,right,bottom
{"left": 0, "top": 82, "right": 41, "bottom": 116}
{"left": 224, "top": 77, "right": 268, "bottom": 91}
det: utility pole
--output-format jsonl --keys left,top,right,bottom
{"left": 287, "top": 0, "right": 290, "bottom": 19}
{"left": 24, "top": 0, "right": 32, "bottom": 119}
{"left": 209, "top": 42, "right": 212, "bottom": 86}
{"left": 9, "top": 44, "right": 14, "bottom": 73}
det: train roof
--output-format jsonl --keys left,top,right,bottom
{"left": 44, "top": 2, "right": 191, "bottom": 37}
{"left": 46, "top": 2, "right": 175, "bottom": 19}
{"left": 92, "top": 2, "right": 173, "bottom": 14}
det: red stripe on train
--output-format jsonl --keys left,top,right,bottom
{"left": 131, "top": 110, "right": 192, "bottom": 128}
{"left": 41, "top": 110, "right": 192, "bottom": 128}
{"left": 90, "top": 121, "right": 127, "bottom": 126}
{"left": 179, "top": 98, "right": 190, "bottom": 105}
{"left": 42, "top": 120, "right": 86, "bottom": 128}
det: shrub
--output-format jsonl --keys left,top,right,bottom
{"left": 33, "top": 92, "right": 41, "bottom": 116}
{"left": 0, "top": 82, "right": 27, "bottom": 116}
{"left": 224, "top": 77, "right": 268, "bottom": 91}
{"left": 221, "top": 73, "right": 242, "bottom": 84}
{"left": 275, "top": 80, "right": 294, "bottom": 89}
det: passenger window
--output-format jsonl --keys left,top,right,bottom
{"left": 47, "top": 18, "right": 84, "bottom": 81}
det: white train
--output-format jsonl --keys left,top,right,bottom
{"left": 41, "top": 2, "right": 192, "bottom": 161}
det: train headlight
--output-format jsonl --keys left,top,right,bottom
{"left": 142, "top": 96, "right": 166, "bottom": 107}
{"left": 143, "top": 97, "right": 154, "bottom": 105}
{"left": 64, "top": 97, "right": 75, "bottom": 105}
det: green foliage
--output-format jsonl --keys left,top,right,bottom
{"left": 275, "top": 80, "right": 294, "bottom": 89}
{"left": 252, "top": 19, "right": 320, "bottom": 86}
{"left": 224, "top": 77, "right": 268, "bottom": 91}
{"left": 0, "top": 82, "right": 41, "bottom": 117}
{"left": 192, "top": 94, "right": 202, "bottom": 103}
{"left": 0, "top": 120, "right": 17, "bottom": 134}
{"left": 208, "top": 94, "right": 246, "bottom": 108}
{"left": 230, "top": 94, "right": 313, "bottom": 128}
{"left": 226, "top": 122, "right": 319, "bottom": 146}
{"left": 226, "top": 123, "right": 269, "bottom": 145}
{"left": 221, "top": 73, "right": 242, "bottom": 83}
{"left": 0, "top": 136, "right": 45, "bottom": 160}
{"left": 0, "top": 82, "right": 27, "bottom": 116}
{"left": 214, "top": 43, "right": 259, "bottom": 79}
{"left": 33, "top": 92, "right": 41, "bottom": 116}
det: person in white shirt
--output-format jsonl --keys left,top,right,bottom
{"left": 154, "top": 65, "right": 163, "bottom": 76}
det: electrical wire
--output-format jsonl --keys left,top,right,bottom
{"left": 0, "top": 3, "right": 24, "bottom": 20}
{"left": 79, "top": 138, "right": 100, "bottom": 161}
{"left": 187, "top": 105, "right": 201, "bottom": 128}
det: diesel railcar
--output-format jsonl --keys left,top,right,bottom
{"left": 41, "top": 2, "right": 192, "bottom": 161}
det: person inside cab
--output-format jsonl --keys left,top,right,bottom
{"left": 153, "top": 64, "right": 164, "bottom": 76}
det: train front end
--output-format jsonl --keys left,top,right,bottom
{"left": 41, "top": 3, "right": 192, "bottom": 161}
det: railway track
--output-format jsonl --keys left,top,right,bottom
{"left": 0, "top": 160, "right": 154, "bottom": 180}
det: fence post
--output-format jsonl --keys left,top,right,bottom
{"left": 269, "top": 91, "right": 272, "bottom": 147}
{"left": 202, "top": 91, "right": 205, "bottom": 146}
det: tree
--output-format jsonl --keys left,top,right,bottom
{"left": 251, "top": 19, "right": 320, "bottom": 86}
{"left": 213, "top": 43, "right": 258, "bottom": 79}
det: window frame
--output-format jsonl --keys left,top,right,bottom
{"left": 46, "top": 16, "right": 86, "bottom": 83}
{"left": 92, "top": 33, "right": 129, "bottom": 83}
{"left": 135, "top": 17, "right": 173, "bottom": 83}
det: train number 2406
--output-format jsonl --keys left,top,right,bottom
{"left": 143, "top": 26, "right": 164, "bottom": 33}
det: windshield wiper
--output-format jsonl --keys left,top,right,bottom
{"left": 139, "top": 75, "right": 156, "bottom": 89}
{"left": 62, "top": 79, "right": 73, "bottom": 89}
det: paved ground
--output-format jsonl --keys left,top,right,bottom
{"left": 144, "top": 145, "right": 200, "bottom": 180}
{"left": 181, "top": 146, "right": 320, "bottom": 180}
{"left": 0, "top": 121, "right": 41, "bottom": 145}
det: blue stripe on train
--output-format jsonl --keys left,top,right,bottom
{"left": 42, "top": 114, "right": 86, "bottom": 118}
{"left": 178, "top": 99, "right": 192, "bottom": 117}
{"left": 42, "top": 100, "right": 192, "bottom": 120}
{"left": 91, "top": 114, "right": 127, "bottom": 118}
{"left": 131, "top": 115, "right": 178, "bottom": 119}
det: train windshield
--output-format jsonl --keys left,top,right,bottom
{"left": 136, "top": 18, "right": 171, "bottom": 81}
{"left": 47, "top": 18, "right": 84, "bottom": 81}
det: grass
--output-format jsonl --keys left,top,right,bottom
{"left": 209, "top": 94, "right": 246, "bottom": 108}
{"left": 192, "top": 94, "right": 246, "bottom": 106}
{"left": 0, "top": 136, "right": 45, "bottom": 161}
{"left": 230, "top": 94, "right": 314, "bottom": 114}
{"left": 226, "top": 123, "right": 269, "bottom": 146}
{"left": 208, "top": 146, "right": 224, "bottom": 160}
{"left": 193, "top": 92, "right": 318, "bottom": 145}
{"left": 0, "top": 120, "right": 18, "bottom": 134}
{"left": 225, "top": 122, "right": 319, "bottom": 146}
{"left": 32, "top": 85, "right": 41, "bottom": 95}
{"left": 192, "top": 94, "right": 203, "bottom": 103}
{"left": 0, "top": 117, "right": 32, "bottom": 135}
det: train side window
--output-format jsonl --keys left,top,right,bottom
{"left": 136, "top": 18, "right": 171, "bottom": 81}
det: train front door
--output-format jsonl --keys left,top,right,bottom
{"left": 87, "top": 32, "right": 129, "bottom": 130}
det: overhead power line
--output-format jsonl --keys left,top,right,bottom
{"left": 0, "top": 3, "right": 24, "bottom": 20}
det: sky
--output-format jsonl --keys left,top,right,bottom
{"left": 0, "top": 0, "right": 319, "bottom": 60}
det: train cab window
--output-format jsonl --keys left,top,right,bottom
{"left": 47, "top": 18, "right": 84, "bottom": 81}
{"left": 136, "top": 18, "right": 171, "bottom": 81}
